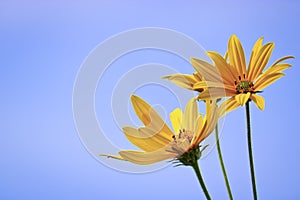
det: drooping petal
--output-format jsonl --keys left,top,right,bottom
{"left": 228, "top": 35, "right": 247, "bottom": 76}
{"left": 170, "top": 108, "right": 182, "bottom": 134}
{"left": 162, "top": 74, "right": 197, "bottom": 90}
{"left": 207, "top": 51, "right": 237, "bottom": 85}
{"left": 250, "top": 94, "right": 265, "bottom": 110}
{"left": 190, "top": 58, "right": 223, "bottom": 82}
{"left": 119, "top": 150, "right": 174, "bottom": 165}
{"left": 235, "top": 92, "right": 251, "bottom": 106}
{"left": 183, "top": 98, "right": 198, "bottom": 131}
{"left": 254, "top": 73, "right": 285, "bottom": 91}
{"left": 218, "top": 97, "right": 240, "bottom": 118}
{"left": 248, "top": 43, "right": 274, "bottom": 82}
{"left": 123, "top": 126, "right": 170, "bottom": 152}
{"left": 130, "top": 95, "right": 173, "bottom": 140}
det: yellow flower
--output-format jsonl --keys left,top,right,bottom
{"left": 101, "top": 95, "right": 218, "bottom": 165}
{"left": 191, "top": 35, "right": 294, "bottom": 111}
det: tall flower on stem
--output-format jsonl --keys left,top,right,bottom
{"left": 102, "top": 95, "right": 218, "bottom": 200}
{"left": 164, "top": 60, "right": 234, "bottom": 200}
{"left": 190, "top": 35, "right": 293, "bottom": 199}
{"left": 191, "top": 35, "right": 293, "bottom": 111}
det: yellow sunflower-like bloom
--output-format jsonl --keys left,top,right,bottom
{"left": 164, "top": 35, "right": 293, "bottom": 112}
{"left": 101, "top": 95, "right": 218, "bottom": 165}
{"left": 191, "top": 35, "right": 294, "bottom": 111}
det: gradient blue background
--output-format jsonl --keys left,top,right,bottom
{"left": 1, "top": 0, "right": 299, "bottom": 199}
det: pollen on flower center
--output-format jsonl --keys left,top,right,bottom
{"left": 172, "top": 129, "right": 193, "bottom": 144}
{"left": 166, "top": 129, "right": 195, "bottom": 156}
{"left": 234, "top": 75, "right": 254, "bottom": 94}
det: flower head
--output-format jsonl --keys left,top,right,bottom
{"left": 101, "top": 95, "right": 218, "bottom": 165}
{"left": 191, "top": 35, "right": 294, "bottom": 111}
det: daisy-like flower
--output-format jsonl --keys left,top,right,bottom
{"left": 101, "top": 95, "right": 218, "bottom": 166}
{"left": 191, "top": 35, "right": 294, "bottom": 111}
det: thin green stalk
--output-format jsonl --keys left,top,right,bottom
{"left": 246, "top": 101, "right": 258, "bottom": 200}
{"left": 191, "top": 161, "right": 212, "bottom": 200}
{"left": 215, "top": 124, "right": 233, "bottom": 200}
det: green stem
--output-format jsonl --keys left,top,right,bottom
{"left": 192, "top": 161, "right": 212, "bottom": 200}
{"left": 215, "top": 124, "right": 233, "bottom": 200}
{"left": 246, "top": 101, "right": 258, "bottom": 200}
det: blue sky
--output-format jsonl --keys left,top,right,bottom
{"left": 1, "top": 0, "right": 299, "bottom": 199}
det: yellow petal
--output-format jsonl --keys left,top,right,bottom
{"left": 262, "top": 63, "right": 291, "bottom": 76}
{"left": 193, "top": 101, "right": 217, "bottom": 145}
{"left": 123, "top": 126, "right": 170, "bottom": 152}
{"left": 119, "top": 150, "right": 174, "bottom": 165}
{"left": 204, "top": 102, "right": 218, "bottom": 138}
{"left": 252, "top": 37, "right": 264, "bottom": 58}
{"left": 270, "top": 55, "right": 294, "bottom": 67}
{"left": 235, "top": 93, "right": 251, "bottom": 106}
{"left": 224, "top": 51, "right": 229, "bottom": 61}
{"left": 130, "top": 95, "right": 173, "bottom": 140}
{"left": 190, "top": 58, "right": 223, "bottom": 82}
{"left": 193, "top": 81, "right": 207, "bottom": 89}
{"left": 193, "top": 72, "right": 203, "bottom": 81}
{"left": 207, "top": 51, "right": 237, "bottom": 85}
{"left": 170, "top": 108, "right": 182, "bottom": 134}
{"left": 218, "top": 97, "right": 240, "bottom": 118}
{"left": 138, "top": 127, "right": 171, "bottom": 145}
{"left": 248, "top": 43, "right": 274, "bottom": 81}
{"left": 248, "top": 37, "right": 264, "bottom": 79}
{"left": 194, "top": 114, "right": 203, "bottom": 134}
{"left": 254, "top": 73, "right": 285, "bottom": 91}
{"left": 183, "top": 98, "right": 198, "bottom": 131}
{"left": 259, "top": 56, "right": 293, "bottom": 77}
{"left": 250, "top": 94, "right": 265, "bottom": 110}
{"left": 193, "top": 121, "right": 207, "bottom": 145}
{"left": 130, "top": 95, "right": 156, "bottom": 125}
{"left": 162, "top": 74, "right": 197, "bottom": 90}
{"left": 228, "top": 35, "right": 247, "bottom": 76}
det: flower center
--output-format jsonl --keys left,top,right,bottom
{"left": 172, "top": 129, "right": 193, "bottom": 144}
{"left": 234, "top": 75, "right": 254, "bottom": 94}
{"left": 168, "top": 129, "right": 209, "bottom": 167}
{"left": 166, "top": 129, "right": 194, "bottom": 156}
